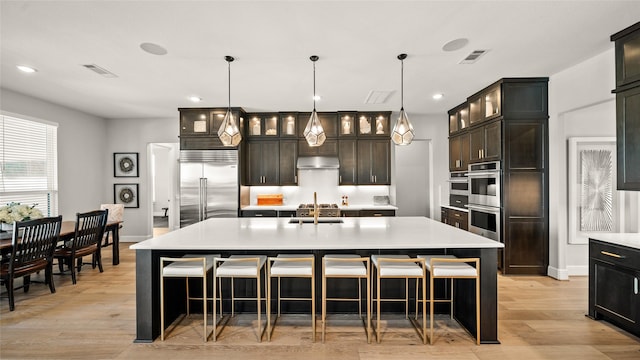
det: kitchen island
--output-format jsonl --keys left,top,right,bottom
{"left": 131, "top": 216, "right": 503, "bottom": 343}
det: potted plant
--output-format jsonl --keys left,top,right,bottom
{"left": 0, "top": 202, "right": 43, "bottom": 231}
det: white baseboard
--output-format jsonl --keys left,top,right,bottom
{"left": 547, "top": 266, "right": 570, "bottom": 280}
{"left": 567, "top": 265, "right": 589, "bottom": 276}
{"left": 120, "top": 235, "right": 152, "bottom": 243}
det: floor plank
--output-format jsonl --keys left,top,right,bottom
{"left": 1, "top": 244, "right": 639, "bottom": 359}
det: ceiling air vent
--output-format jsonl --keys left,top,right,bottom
{"left": 364, "top": 90, "right": 393, "bottom": 104}
{"left": 459, "top": 50, "right": 489, "bottom": 64}
{"left": 82, "top": 64, "right": 118, "bottom": 78}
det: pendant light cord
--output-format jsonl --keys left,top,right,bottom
{"left": 400, "top": 57, "right": 404, "bottom": 111}
{"left": 313, "top": 60, "right": 316, "bottom": 110}
{"left": 228, "top": 60, "right": 231, "bottom": 110}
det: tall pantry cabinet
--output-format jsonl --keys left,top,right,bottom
{"left": 448, "top": 78, "right": 549, "bottom": 275}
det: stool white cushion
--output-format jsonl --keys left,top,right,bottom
{"left": 418, "top": 255, "right": 478, "bottom": 277}
{"left": 324, "top": 255, "right": 367, "bottom": 276}
{"left": 162, "top": 254, "right": 217, "bottom": 277}
{"left": 371, "top": 255, "right": 423, "bottom": 277}
{"left": 270, "top": 254, "right": 313, "bottom": 276}
{"left": 216, "top": 255, "right": 267, "bottom": 277}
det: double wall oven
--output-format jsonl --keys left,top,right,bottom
{"left": 466, "top": 161, "right": 501, "bottom": 242}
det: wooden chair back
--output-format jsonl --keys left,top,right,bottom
{"left": 71, "top": 210, "right": 108, "bottom": 253}
{"left": 8, "top": 216, "right": 63, "bottom": 273}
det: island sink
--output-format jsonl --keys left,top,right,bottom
{"left": 289, "top": 218, "right": 344, "bottom": 224}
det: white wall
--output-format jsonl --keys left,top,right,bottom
{"left": 106, "top": 118, "right": 177, "bottom": 241}
{"left": 151, "top": 144, "right": 171, "bottom": 215}
{"left": 1, "top": 88, "right": 107, "bottom": 221}
{"left": 548, "top": 48, "right": 640, "bottom": 279}
{"left": 405, "top": 113, "right": 449, "bottom": 221}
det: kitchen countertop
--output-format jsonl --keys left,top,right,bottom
{"left": 241, "top": 204, "right": 399, "bottom": 211}
{"left": 441, "top": 204, "right": 469, "bottom": 212}
{"left": 589, "top": 233, "right": 640, "bottom": 250}
{"left": 130, "top": 216, "right": 502, "bottom": 251}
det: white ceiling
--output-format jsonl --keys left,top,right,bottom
{"left": 1, "top": 1, "right": 639, "bottom": 120}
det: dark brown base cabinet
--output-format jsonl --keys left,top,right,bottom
{"left": 448, "top": 78, "right": 549, "bottom": 275}
{"left": 441, "top": 207, "right": 468, "bottom": 231}
{"left": 589, "top": 238, "right": 640, "bottom": 338}
{"left": 612, "top": 22, "right": 640, "bottom": 190}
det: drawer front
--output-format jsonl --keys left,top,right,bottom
{"left": 590, "top": 240, "right": 640, "bottom": 270}
{"left": 359, "top": 209, "right": 395, "bottom": 217}
{"left": 449, "top": 194, "right": 468, "bottom": 208}
{"left": 241, "top": 210, "right": 277, "bottom": 217}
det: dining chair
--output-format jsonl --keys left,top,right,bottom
{"left": 1, "top": 216, "right": 63, "bottom": 311}
{"left": 54, "top": 209, "right": 108, "bottom": 284}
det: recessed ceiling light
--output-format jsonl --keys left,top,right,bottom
{"left": 17, "top": 65, "right": 37, "bottom": 73}
{"left": 442, "top": 38, "right": 469, "bottom": 52}
{"left": 189, "top": 96, "right": 202, "bottom": 103}
{"left": 140, "top": 42, "right": 168, "bottom": 56}
{"left": 432, "top": 93, "right": 444, "bottom": 100}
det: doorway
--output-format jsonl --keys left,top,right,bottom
{"left": 149, "top": 143, "right": 179, "bottom": 237}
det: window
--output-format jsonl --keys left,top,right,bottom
{"left": 0, "top": 114, "right": 58, "bottom": 217}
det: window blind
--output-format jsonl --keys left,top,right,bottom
{"left": 0, "top": 114, "right": 58, "bottom": 216}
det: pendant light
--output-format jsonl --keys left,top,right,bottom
{"left": 218, "top": 55, "right": 242, "bottom": 146}
{"left": 303, "top": 55, "right": 326, "bottom": 147}
{"left": 391, "top": 53, "right": 415, "bottom": 146}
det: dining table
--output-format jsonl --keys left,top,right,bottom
{"left": 0, "top": 220, "right": 122, "bottom": 265}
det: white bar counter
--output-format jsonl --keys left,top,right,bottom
{"left": 131, "top": 216, "right": 502, "bottom": 344}
{"left": 131, "top": 217, "right": 503, "bottom": 251}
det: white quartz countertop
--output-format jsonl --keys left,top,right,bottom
{"left": 241, "top": 204, "right": 398, "bottom": 211}
{"left": 589, "top": 233, "right": 640, "bottom": 250}
{"left": 440, "top": 205, "right": 469, "bottom": 213}
{"left": 131, "top": 216, "right": 502, "bottom": 250}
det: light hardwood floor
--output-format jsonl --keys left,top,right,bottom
{"left": 1, "top": 244, "right": 639, "bottom": 360}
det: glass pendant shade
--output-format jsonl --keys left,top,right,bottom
{"left": 392, "top": 53, "right": 414, "bottom": 146}
{"left": 218, "top": 55, "right": 241, "bottom": 146}
{"left": 303, "top": 110, "right": 326, "bottom": 146}
{"left": 391, "top": 108, "right": 415, "bottom": 145}
{"left": 218, "top": 110, "right": 241, "bottom": 146}
{"left": 304, "top": 55, "right": 325, "bottom": 147}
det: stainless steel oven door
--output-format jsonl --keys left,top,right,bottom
{"left": 467, "top": 204, "right": 501, "bottom": 242}
{"left": 468, "top": 171, "right": 500, "bottom": 208}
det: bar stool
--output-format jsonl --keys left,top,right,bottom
{"left": 321, "top": 254, "right": 371, "bottom": 343}
{"left": 371, "top": 254, "right": 426, "bottom": 344}
{"left": 213, "top": 255, "right": 267, "bottom": 342}
{"left": 266, "top": 254, "right": 315, "bottom": 342}
{"left": 160, "top": 254, "right": 218, "bottom": 342}
{"left": 417, "top": 255, "right": 480, "bottom": 345}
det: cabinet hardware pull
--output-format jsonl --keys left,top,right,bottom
{"left": 339, "top": 175, "right": 342, "bottom": 183}
{"left": 635, "top": 278, "right": 638, "bottom": 295}
{"left": 479, "top": 150, "right": 482, "bottom": 158}
{"left": 600, "top": 251, "right": 625, "bottom": 259}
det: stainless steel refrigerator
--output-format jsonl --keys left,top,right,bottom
{"left": 179, "top": 149, "right": 239, "bottom": 228}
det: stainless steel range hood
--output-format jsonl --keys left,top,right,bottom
{"left": 296, "top": 156, "right": 340, "bottom": 169}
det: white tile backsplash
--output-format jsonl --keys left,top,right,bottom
{"left": 248, "top": 169, "right": 391, "bottom": 206}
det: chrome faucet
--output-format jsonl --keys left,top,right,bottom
{"left": 313, "top": 191, "right": 319, "bottom": 225}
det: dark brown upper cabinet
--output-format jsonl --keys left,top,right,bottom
{"left": 279, "top": 140, "right": 298, "bottom": 185}
{"left": 612, "top": 22, "right": 640, "bottom": 191}
{"left": 469, "top": 84, "right": 501, "bottom": 126}
{"left": 245, "top": 140, "right": 279, "bottom": 185}
{"left": 338, "top": 139, "right": 357, "bottom": 185}
{"left": 469, "top": 119, "right": 501, "bottom": 163}
{"left": 449, "top": 132, "right": 470, "bottom": 171}
{"left": 613, "top": 21, "right": 640, "bottom": 89}
{"left": 178, "top": 107, "right": 246, "bottom": 150}
{"left": 297, "top": 112, "right": 338, "bottom": 138}
{"left": 356, "top": 112, "right": 391, "bottom": 137}
{"left": 449, "top": 103, "right": 469, "bottom": 134}
{"left": 280, "top": 112, "right": 298, "bottom": 137}
{"left": 357, "top": 139, "right": 390, "bottom": 185}
{"left": 338, "top": 112, "right": 357, "bottom": 137}
{"left": 247, "top": 113, "right": 279, "bottom": 138}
